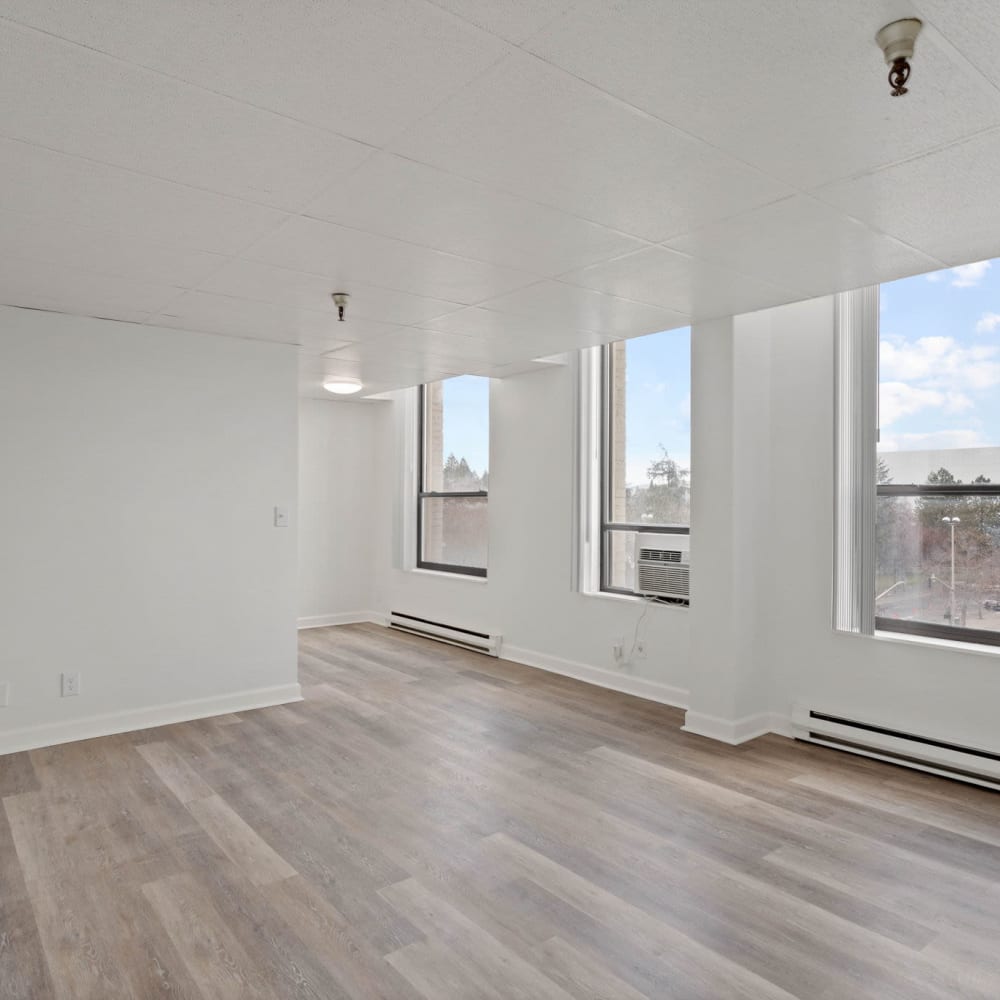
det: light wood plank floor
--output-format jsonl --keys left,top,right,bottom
{"left": 3, "top": 623, "right": 1000, "bottom": 998}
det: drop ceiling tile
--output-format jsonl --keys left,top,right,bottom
{"left": 0, "top": 208, "right": 225, "bottom": 289}
{"left": 480, "top": 357, "right": 568, "bottom": 379}
{"left": 0, "top": 0, "right": 509, "bottom": 147}
{"left": 526, "top": 0, "right": 1000, "bottom": 190}
{"left": 665, "top": 196, "right": 943, "bottom": 298}
{"left": 0, "top": 254, "right": 179, "bottom": 322}
{"left": 0, "top": 22, "right": 371, "bottom": 210}
{"left": 245, "top": 216, "right": 538, "bottom": 305}
{"left": 419, "top": 305, "right": 621, "bottom": 356}
{"left": 912, "top": 1, "right": 1000, "bottom": 95}
{"left": 0, "top": 139, "right": 288, "bottom": 255}
{"left": 199, "top": 259, "right": 463, "bottom": 326}
{"left": 476, "top": 279, "right": 688, "bottom": 338}
{"left": 327, "top": 328, "right": 528, "bottom": 366}
{"left": 150, "top": 290, "right": 355, "bottom": 345}
{"left": 305, "top": 152, "right": 646, "bottom": 275}
{"left": 387, "top": 51, "right": 792, "bottom": 242}
{"left": 559, "top": 246, "right": 798, "bottom": 320}
{"left": 424, "top": 0, "right": 575, "bottom": 44}
{"left": 813, "top": 128, "right": 1000, "bottom": 266}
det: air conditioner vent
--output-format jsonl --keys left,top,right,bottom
{"left": 637, "top": 563, "right": 690, "bottom": 596}
{"left": 638, "top": 547, "right": 682, "bottom": 563}
{"left": 632, "top": 532, "right": 690, "bottom": 601}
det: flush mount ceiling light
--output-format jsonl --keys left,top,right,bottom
{"left": 875, "top": 18, "right": 923, "bottom": 97}
{"left": 323, "top": 377, "right": 363, "bottom": 395}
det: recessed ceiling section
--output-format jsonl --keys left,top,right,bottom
{"left": 2, "top": 1, "right": 1000, "bottom": 393}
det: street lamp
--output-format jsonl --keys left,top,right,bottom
{"left": 942, "top": 516, "right": 961, "bottom": 624}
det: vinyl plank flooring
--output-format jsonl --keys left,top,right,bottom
{"left": 0, "top": 623, "right": 998, "bottom": 998}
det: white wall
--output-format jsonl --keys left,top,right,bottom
{"left": 370, "top": 362, "right": 692, "bottom": 705}
{"left": 0, "top": 306, "right": 300, "bottom": 753}
{"left": 298, "top": 397, "right": 386, "bottom": 625}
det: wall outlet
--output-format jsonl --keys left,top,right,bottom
{"left": 61, "top": 672, "right": 81, "bottom": 697}
{"left": 612, "top": 639, "right": 625, "bottom": 663}
{"left": 0, "top": 681, "right": 8, "bottom": 707}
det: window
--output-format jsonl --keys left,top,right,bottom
{"left": 417, "top": 375, "right": 489, "bottom": 576}
{"left": 601, "top": 329, "right": 691, "bottom": 594}
{"left": 874, "top": 260, "right": 1000, "bottom": 646}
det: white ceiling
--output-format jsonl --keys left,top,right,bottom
{"left": 1, "top": 0, "right": 999, "bottom": 398}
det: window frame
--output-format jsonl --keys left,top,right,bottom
{"left": 599, "top": 341, "right": 690, "bottom": 597}
{"left": 875, "top": 481, "right": 1000, "bottom": 647}
{"left": 416, "top": 382, "right": 488, "bottom": 578}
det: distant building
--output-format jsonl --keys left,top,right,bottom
{"left": 879, "top": 446, "right": 1000, "bottom": 485}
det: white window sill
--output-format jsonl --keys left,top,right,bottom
{"left": 580, "top": 589, "right": 689, "bottom": 610}
{"left": 872, "top": 628, "right": 1000, "bottom": 658}
{"left": 408, "top": 567, "right": 488, "bottom": 584}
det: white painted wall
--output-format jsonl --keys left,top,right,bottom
{"left": 370, "top": 362, "right": 692, "bottom": 705}
{"left": 298, "top": 397, "right": 386, "bottom": 625}
{"left": 0, "top": 306, "right": 300, "bottom": 753}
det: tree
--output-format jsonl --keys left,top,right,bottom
{"left": 627, "top": 445, "right": 690, "bottom": 525}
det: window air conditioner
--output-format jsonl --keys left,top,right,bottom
{"left": 633, "top": 533, "right": 690, "bottom": 600}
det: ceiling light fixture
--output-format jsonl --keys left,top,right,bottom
{"left": 331, "top": 292, "right": 350, "bottom": 321}
{"left": 323, "top": 378, "right": 363, "bottom": 395}
{"left": 875, "top": 18, "right": 922, "bottom": 97}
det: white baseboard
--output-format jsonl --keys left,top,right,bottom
{"left": 681, "top": 709, "right": 782, "bottom": 745}
{"left": 297, "top": 611, "right": 381, "bottom": 629}
{"left": 0, "top": 683, "right": 303, "bottom": 757}
{"left": 502, "top": 644, "right": 688, "bottom": 710}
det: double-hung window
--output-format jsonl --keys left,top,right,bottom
{"left": 417, "top": 375, "right": 489, "bottom": 577}
{"left": 874, "top": 261, "right": 1000, "bottom": 646}
{"left": 836, "top": 259, "right": 1000, "bottom": 647}
{"left": 600, "top": 329, "right": 691, "bottom": 595}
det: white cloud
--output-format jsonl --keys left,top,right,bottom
{"left": 923, "top": 260, "right": 992, "bottom": 287}
{"left": 879, "top": 429, "right": 989, "bottom": 452}
{"left": 950, "top": 260, "right": 991, "bottom": 287}
{"left": 976, "top": 312, "right": 1000, "bottom": 334}
{"left": 879, "top": 335, "right": 1000, "bottom": 390}
{"left": 879, "top": 382, "right": 945, "bottom": 427}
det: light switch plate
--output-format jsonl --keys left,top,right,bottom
{"left": 274, "top": 506, "right": 290, "bottom": 528}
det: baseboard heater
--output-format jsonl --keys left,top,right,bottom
{"left": 388, "top": 612, "right": 501, "bottom": 657}
{"left": 791, "top": 704, "right": 1000, "bottom": 791}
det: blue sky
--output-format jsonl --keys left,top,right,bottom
{"left": 622, "top": 327, "right": 691, "bottom": 486}
{"left": 880, "top": 259, "right": 1000, "bottom": 453}
{"left": 440, "top": 374, "right": 490, "bottom": 476}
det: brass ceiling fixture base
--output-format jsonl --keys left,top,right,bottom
{"left": 331, "top": 292, "right": 349, "bottom": 322}
{"left": 875, "top": 19, "right": 922, "bottom": 98}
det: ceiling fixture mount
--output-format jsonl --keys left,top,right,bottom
{"left": 331, "top": 292, "right": 349, "bottom": 321}
{"left": 323, "top": 377, "right": 363, "bottom": 395}
{"left": 875, "top": 18, "right": 922, "bottom": 97}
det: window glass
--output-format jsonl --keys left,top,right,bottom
{"left": 876, "top": 261, "right": 1000, "bottom": 641}
{"left": 603, "top": 328, "right": 691, "bottom": 594}
{"left": 419, "top": 375, "right": 489, "bottom": 576}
